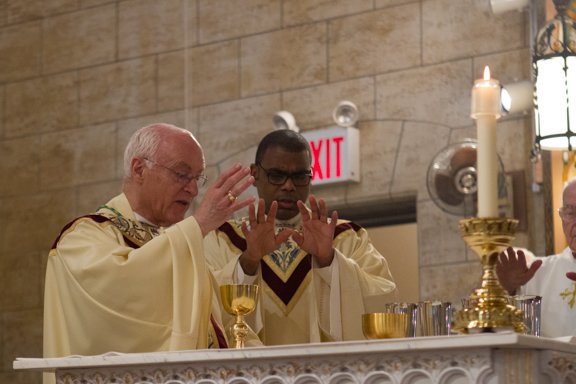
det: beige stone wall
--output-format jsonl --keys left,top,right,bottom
{"left": 0, "top": 0, "right": 543, "bottom": 382}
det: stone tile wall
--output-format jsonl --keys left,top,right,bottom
{"left": 0, "top": 1, "right": 545, "bottom": 383}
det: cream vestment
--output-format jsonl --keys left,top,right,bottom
{"left": 522, "top": 247, "right": 576, "bottom": 338}
{"left": 204, "top": 214, "right": 397, "bottom": 344}
{"left": 44, "top": 194, "right": 230, "bottom": 382}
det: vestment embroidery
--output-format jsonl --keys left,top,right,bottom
{"left": 98, "top": 207, "right": 162, "bottom": 247}
{"left": 269, "top": 239, "right": 301, "bottom": 273}
{"left": 560, "top": 283, "right": 576, "bottom": 308}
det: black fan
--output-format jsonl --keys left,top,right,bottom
{"left": 426, "top": 139, "right": 508, "bottom": 216}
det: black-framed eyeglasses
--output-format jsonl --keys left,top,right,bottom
{"left": 559, "top": 204, "right": 576, "bottom": 222}
{"left": 143, "top": 158, "right": 207, "bottom": 187}
{"left": 257, "top": 163, "right": 312, "bottom": 186}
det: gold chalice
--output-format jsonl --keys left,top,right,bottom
{"left": 220, "top": 284, "right": 259, "bottom": 348}
{"left": 362, "top": 313, "right": 408, "bottom": 339}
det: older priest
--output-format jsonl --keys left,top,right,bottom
{"left": 43, "top": 123, "right": 257, "bottom": 383}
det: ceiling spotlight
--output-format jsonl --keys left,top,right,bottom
{"left": 332, "top": 101, "right": 359, "bottom": 128}
{"left": 272, "top": 111, "right": 299, "bottom": 132}
{"left": 490, "top": 0, "right": 529, "bottom": 14}
{"left": 500, "top": 80, "right": 533, "bottom": 115}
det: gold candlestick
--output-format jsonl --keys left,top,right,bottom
{"left": 220, "top": 284, "right": 259, "bottom": 348}
{"left": 452, "top": 217, "right": 525, "bottom": 333}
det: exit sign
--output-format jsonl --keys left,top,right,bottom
{"left": 302, "top": 126, "right": 360, "bottom": 186}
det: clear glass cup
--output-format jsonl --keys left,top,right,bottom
{"left": 509, "top": 294, "right": 541, "bottom": 336}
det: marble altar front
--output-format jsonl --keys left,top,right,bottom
{"left": 13, "top": 332, "right": 576, "bottom": 384}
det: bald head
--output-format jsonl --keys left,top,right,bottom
{"left": 564, "top": 178, "right": 576, "bottom": 202}
{"left": 123, "top": 123, "right": 200, "bottom": 179}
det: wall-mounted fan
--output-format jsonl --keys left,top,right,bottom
{"left": 426, "top": 139, "right": 510, "bottom": 217}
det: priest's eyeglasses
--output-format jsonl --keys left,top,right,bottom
{"left": 257, "top": 163, "right": 312, "bottom": 186}
{"left": 559, "top": 205, "right": 576, "bottom": 222}
{"left": 143, "top": 158, "right": 207, "bottom": 187}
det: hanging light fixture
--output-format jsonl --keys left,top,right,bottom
{"left": 533, "top": 0, "right": 576, "bottom": 151}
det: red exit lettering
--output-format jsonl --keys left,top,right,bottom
{"left": 310, "top": 136, "right": 344, "bottom": 180}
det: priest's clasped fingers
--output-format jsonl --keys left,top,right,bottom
{"left": 194, "top": 164, "right": 256, "bottom": 236}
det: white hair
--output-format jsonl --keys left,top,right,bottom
{"left": 123, "top": 123, "right": 189, "bottom": 178}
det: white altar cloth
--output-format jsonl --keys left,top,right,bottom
{"left": 14, "top": 332, "right": 576, "bottom": 383}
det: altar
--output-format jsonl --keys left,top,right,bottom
{"left": 13, "top": 332, "right": 576, "bottom": 383}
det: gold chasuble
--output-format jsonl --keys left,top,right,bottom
{"left": 43, "top": 194, "right": 228, "bottom": 383}
{"left": 204, "top": 216, "right": 397, "bottom": 345}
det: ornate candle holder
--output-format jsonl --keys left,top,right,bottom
{"left": 220, "top": 284, "right": 259, "bottom": 348}
{"left": 452, "top": 217, "right": 525, "bottom": 333}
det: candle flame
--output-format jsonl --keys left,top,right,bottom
{"left": 483, "top": 66, "right": 491, "bottom": 81}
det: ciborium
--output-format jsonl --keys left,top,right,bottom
{"left": 362, "top": 313, "right": 409, "bottom": 339}
{"left": 220, "top": 284, "right": 259, "bottom": 348}
{"left": 452, "top": 217, "right": 525, "bottom": 333}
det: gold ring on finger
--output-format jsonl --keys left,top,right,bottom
{"left": 227, "top": 191, "right": 237, "bottom": 203}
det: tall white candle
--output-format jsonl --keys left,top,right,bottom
{"left": 471, "top": 66, "right": 501, "bottom": 218}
